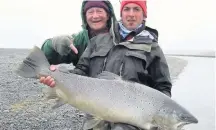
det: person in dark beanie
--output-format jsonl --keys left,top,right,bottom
{"left": 41, "top": 0, "right": 116, "bottom": 66}
{"left": 83, "top": 1, "right": 111, "bottom": 37}
{"left": 40, "top": 0, "right": 172, "bottom": 130}
{"left": 40, "top": 1, "right": 116, "bottom": 129}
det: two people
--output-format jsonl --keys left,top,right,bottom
{"left": 40, "top": 0, "right": 172, "bottom": 129}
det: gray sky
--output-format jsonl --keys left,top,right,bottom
{"left": 0, "top": 0, "right": 215, "bottom": 51}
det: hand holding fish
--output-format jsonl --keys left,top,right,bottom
{"left": 39, "top": 65, "right": 57, "bottom": 87}
{"left": 39, "top": 63, "right": 76, "bottom": 87}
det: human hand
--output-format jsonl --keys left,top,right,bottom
{"left": 51, "top": 35, "right": 78, "bottom": 56}
{"left": 39, "top": 65, "right": 58, "bottom": 87}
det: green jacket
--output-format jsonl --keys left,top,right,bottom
{"left": 41, "top": 0, "right": 116, "bottom": 65}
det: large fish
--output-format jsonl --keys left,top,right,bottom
{"left": 15, "top": 46, "right": 198, "bottom": 130}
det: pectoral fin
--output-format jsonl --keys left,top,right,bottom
{"left": 83, "top": 114, "right": 102, "bottom": 130}
{"left": 137, "top": 122, "right": 158, "bottom": 130}
{"left": 52, "top": 99, "right": 65, "bottom": 109}
{"left": 45, "top": 87, "right": 58, "bottom": 100}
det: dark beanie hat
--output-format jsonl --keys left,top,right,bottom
{"left": 84, "top": 1, "right": 110, "bottom": 13}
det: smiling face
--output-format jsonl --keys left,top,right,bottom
{"left": 85, "top": 7, "right": 109, "bottom": 31}
{"left": 121, "top": 3, "right": 145, "bottom": 31}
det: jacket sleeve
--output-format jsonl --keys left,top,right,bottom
{"left": 41, "top": 33, "right": 81, "bottom": 65}
{"left": 41, "top": 39, "right": 60, "bottom": 64}
{"left": 148, "top": 46, "right": 172, "bottom": 97}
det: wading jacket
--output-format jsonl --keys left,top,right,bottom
{"left": 73, "top": 21, "right": 172, "bottom": 97}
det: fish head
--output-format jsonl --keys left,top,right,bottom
{"left": 173, "top": 108, "right": 198, "bottom": 129}
{"left": 153, "top": 100, "right": 198, "bottom": 129}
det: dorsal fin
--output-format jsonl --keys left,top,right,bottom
{"left": 96, "top": 71, "right": 121, "bottom": 80}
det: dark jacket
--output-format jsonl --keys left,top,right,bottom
{"left": 40, "top": 0, "right": 117, "bottom": 65}
{"left": 72, "top": 21, "right": 172, "bottom": 97}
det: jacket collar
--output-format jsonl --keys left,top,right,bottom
{"left": 110, "top": 20, "right": 146, "bottom": 43}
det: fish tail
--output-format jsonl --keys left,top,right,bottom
{"left": 15, "top": 46, "right": 50, "bottom": 78}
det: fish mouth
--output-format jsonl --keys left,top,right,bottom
{"left": 177, "top": 122, "right": 191, "bottom": 129}
{"left": 181, "top": 115, "right": 198, "bottom": 124}
{"left": 176, "top": 119, "right": 198, "bottom": 129}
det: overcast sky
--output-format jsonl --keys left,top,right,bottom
{"left": 0, "top": 0, "right": 215, "bottom": 51}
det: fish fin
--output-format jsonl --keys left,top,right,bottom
{"left": 58, "top": 63, "right": 75, "bottom": 73}
{"left": 149, "top": 126, "right": 160, "bottom": 130}
{"left": 83, "top": 114, "right": 102, "bottom": 130}
{"left": 96, "top": 71, "right": 121, "bottom": 80}
{"left": 15, "top": 46, "right": 50, "bottom": 78}
{"left": 140, "top": 123, "right": 157, "bottom": 130}
{"left": 165, "top": 56, "right": 188, "bottom": 83}
{"left": 52, "top": 99, "right": 65, "bottom": 109}
{"left": 51, "top": 88, "right": 67, "bottom": 109}
{"left": 46, "top": 88, "right": 58, "bottom": 100}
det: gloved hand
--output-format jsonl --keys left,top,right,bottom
{"left": 51, "top": 35, "right": 78, "bottom": 56}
